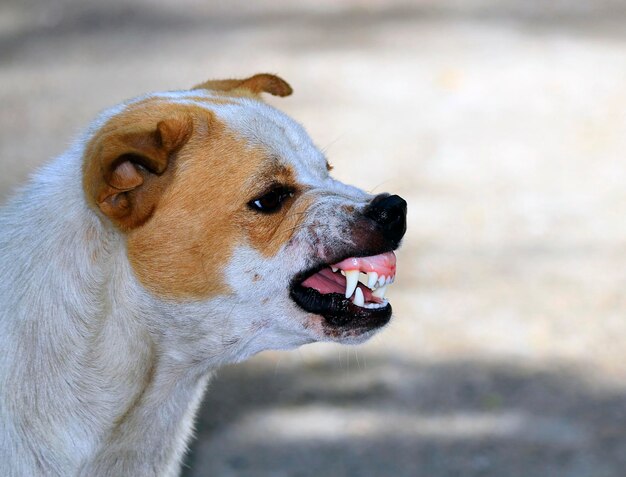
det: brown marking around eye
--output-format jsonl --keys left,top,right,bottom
{"left": 240, "top": 164, "right": 313, "bottom": 258}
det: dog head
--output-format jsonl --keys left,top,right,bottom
{"left": 83, "top": 74, "right": 407, "bottom": 358}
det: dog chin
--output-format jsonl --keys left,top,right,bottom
{"left": 304, "top": 312, "right": 389, "bottom": 344}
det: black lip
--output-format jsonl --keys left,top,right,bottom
{"left": 290, "top": 285, "right": 392, "bottom": 330}
{"left": 289, "top": 249, "right": 395, "bottom": 332}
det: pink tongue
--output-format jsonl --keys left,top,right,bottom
{"left": 301, "top": 268, "right": 347, "bottom": 295}
{"left": 332, "top": 251, "right": 396, "bottom": 276}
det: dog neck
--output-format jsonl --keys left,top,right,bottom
{"left": 0, "top": 145, "right": 215, "bottom": 475}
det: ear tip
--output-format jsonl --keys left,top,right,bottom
{"left": 275, "top": 81, "right": 293, "bottom": 97}
{"left": 272, "top": 83, "right": 293, "bottom": 97}
{"left": 252, "top": 73, "right": 293, "bottom": 97}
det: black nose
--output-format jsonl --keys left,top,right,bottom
{"left": 364, "top": 194, "right": 407, "bottom": 244}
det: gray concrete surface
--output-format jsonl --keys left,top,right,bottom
{"left": 2, "top": 1, "right": 626, "bottom": 475}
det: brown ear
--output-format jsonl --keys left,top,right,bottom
{"left": 84, "top": 113, "right": 193, "bottom": 230}
{"left": 193, "top": 73, "right": 292, "bottom": 98}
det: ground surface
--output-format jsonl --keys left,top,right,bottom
{"left": 2, "top": 1, "right": 626, "bottom": 476}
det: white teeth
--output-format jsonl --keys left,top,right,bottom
{"left": 358, "top": 271, "right": 382, "bottom": 290}
{"left": 367, "top": 272, "right": 379, "bottom": 289}
{"left": 372, "top": 284, "right": 388, "bottom": 299}
{"left": 364, "top": 300, "right": 387, "bottom": 309}
{"left": 353, "top": 287, "right": 365, "bottom": 307}
{"left": 345, "top": 270, "right": 359, "bottom": 298}
{"left": 333, "top": 263, "right": 396, "bottom": 303}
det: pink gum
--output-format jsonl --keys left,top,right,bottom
{"left": 332, "top": 251, "right": 396, "bottom": 277}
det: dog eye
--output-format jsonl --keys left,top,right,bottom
{"left": 249, "top": 187, "right": 294, "bottom": 213}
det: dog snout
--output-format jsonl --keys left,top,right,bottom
{"left": 364, "top": 193, "right": 407, "bottom": 245}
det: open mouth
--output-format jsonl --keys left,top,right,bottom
{"left": 290, "top": 251, "right": 396, "bottom": 330}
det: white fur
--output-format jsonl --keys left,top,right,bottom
{"left": 0, "top": 90, "right": 379, "bottom": 476}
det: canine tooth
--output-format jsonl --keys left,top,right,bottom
{"left": 358, "top": 272, "right": 368, "bottom": 286}
{"left": 331, "top": 266, "right": 338, "bottom": 273}
{"left": 367, "top": 272, "right": 379, "bottom": 289}
{"left": 345, "top": 270, "right": 359, "bottom": 298}
{"left": 353, "top": 287, "right": 365, "bottom": 307}
{"left": 378, "top": 275, "right": 386, "bottom": 287}
{"left": 372, "top": 284, "right": 388, "bottom": 299}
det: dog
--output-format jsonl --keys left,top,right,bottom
{"left": 0, "top": 73, "right": 407, "bottom": 476}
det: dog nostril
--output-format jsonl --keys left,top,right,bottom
{"left": 364, "top": 194, "right": 407, "bottom": 244}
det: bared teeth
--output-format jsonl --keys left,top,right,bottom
{"left": 348, "top": 269, "right": 392, "bottom": 291}
{"left": 372, "top": 284, "right": 388, "bottom": 299}
{"left": 327, "top": 254, "right": 396, "bottom": 302}
{"left": 344, "top": 270, "right": 360, "bottom": 298}
{"left": 353, "top": 287, "right": 365, "bottom": 307}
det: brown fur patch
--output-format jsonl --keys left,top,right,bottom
{"left": 85, "top": 95, "right": 310, "bottom": 300}
{"left": 126, "top": 117, "right": 254, "bottom": 299}
{"left": 124, "top": 108, "right": 306, "bottom": 298}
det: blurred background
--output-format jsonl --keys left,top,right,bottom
{"left": 2, "top": 0, "right": 626, "bottom": 475}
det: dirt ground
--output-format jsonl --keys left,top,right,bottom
{"left": 2, "top": 1, "right": 626, "bottom": 476}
